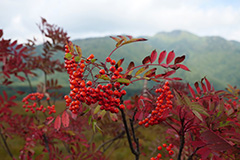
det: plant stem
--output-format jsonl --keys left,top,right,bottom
{"left": 178, "top": 118, "right": 185, "bottom": 160}
{"left": 0, "top": 128, "right": 13, "bottom": 159}
{"left": 25, "top": 73, "right": 33, "bottom": 92}
{"left": 187, "top": 147, "right": 201, "bottom": 160}
{"left": 120, "top": 108, "right": 140, "bottom": 160}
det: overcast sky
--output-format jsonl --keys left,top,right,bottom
{"left": 1, "top": 0, "right": 240, "bottom": 43}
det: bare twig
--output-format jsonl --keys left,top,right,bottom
{"left": 0, "top": 128, "right": 13, "bottom": 159}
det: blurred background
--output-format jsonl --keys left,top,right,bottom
{"left": 1, "top": 0, "right": 240, "bottom": 95}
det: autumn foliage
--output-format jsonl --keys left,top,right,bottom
{"left": 0, "top": 18, "right": 240, "bottom": 160}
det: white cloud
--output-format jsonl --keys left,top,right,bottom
{"left": 1, "top": 0, "right": 240, "bottom": 43}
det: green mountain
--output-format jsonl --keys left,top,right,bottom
{"left": 15, "top": 30, "right": 240, "bottom": 90}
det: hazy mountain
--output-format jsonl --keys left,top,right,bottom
{"left": 15, "top": 30, "right": 240, "bottom": 90}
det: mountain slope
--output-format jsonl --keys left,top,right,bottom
{"left": 15, "top": 30, "right": 240, "bottom": 90}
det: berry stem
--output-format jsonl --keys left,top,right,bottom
{"left": 119, "top": 101, "right": 140, "bottom": 160}
{"left": 177, "top": 117, "right": 185, "bottom": 160}
{"left": 0, "top": 128, "right": 13, "bottom": 159}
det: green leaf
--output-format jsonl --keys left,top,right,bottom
{"left": 95, "top": 123, "right": 103, "bottom": 133}
{"left": 96, "top": 74, "right": 111, "bottom": 81}
{"left": 92, "top": 120, "right": 97, "bottom": 132}
{"left": 93, "top": 105, "right": 101, "bottom": 114}
{"left": 88, "top": 115, "right": 92, "bottom": 125}
{"left": 84, "top": 107, "right": 91, "bottom": 114}
{"left": 116, "top": 78, "right": 130, "bottom": 84}
{"left": 99, "top": 110, "right": 106, "bottom": 118}
{"left": 135, "top": 66, "right": 149, "bottom": 76}
{"left": 191, "top": 103, "right": 209, "bottom": 116}
{"left": 143, "top": 68, "right": 156, "bottom": 77}
{"left": 143, "top": 77, "right": 150, "bottom": 80}
{"left": 192, "top": 110, "right": 203, "bottom": 121}
{"left": 109, "top": 113, "right": 118, "bottom": 122}
{"left": 75, "top": 56, "right": 80, "bottom": 62}
{"left": 116, "top": 39, "right": 124, "bottom": 47}
{"left": 68, "top": 41, "right": 75, "bottom": 54}
{"left": 65, "top": 53, "right": 72, "bottom": 60}
{"left": 173, "top": 90, "right": 185, "bottom": 106}
{"left": 75, "top": 45, "right": 82, "bottom": 58}
{"left": 91, "top": 59, "right": 97, "bottom": 63}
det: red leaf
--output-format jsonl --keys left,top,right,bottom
{"left": 150, "top": 49, "right": 157, "bottom": 63}
{"left": 126, "top": 35, "right": 133, "bottom": 39}
{"left": 54, "top": 115, "right": 61, "bottom": 131}
{"left": 174, "top": 55, "right": 185, "bottom": 64}
{"left": 15, "top": 74, "right": 26, "bottom": 81}
{"left": 0, "top": 95, "right": 3, "bottom": 103}
{"left": 142, "top": 56, "right": 151, "bottom": 64}
{"left": 172, "top": 77, "right": 182, "bottom": 80}
{"left": 188, "top": 83, "right": 196, "bottom": 98}
{"left": 115, "top": 58, "right": 124, "bottom": 68}
{"left": 15, "top": 44, "right": 23, "bottom": 50}
{"left": 201, "top": 79, "right": 207, "bottom": 93}
{"left": 46, "top": 117, "right": 54, "bottom": 125}
{"left": 166, "top": 50, "right": 175, "bottom": 64}
{"left": 197, "top": 147, "right": 212, "bottom": 159}
{"left": 127, "top": 61, "right": 135, "bottom": 71}
{"left": 17, "top": 91, "right": 25, "bottom": 95}
{"left": 62, "top": 111, "right": 70, "bottom": 128}
{"left": 11, "top": 40, "right": 18, "bottom": 47}
{"left": 155, "top": 74, "right": 164, "bottom": 78}
{"left": 164, "top": 70, "right": 176, "bottom": 77}
{"left": 194, "top": 82, "right": 201, "bottom": 94}
{"left": 10, "top": 95, "right": 16, "bottom": 101}
{"left": 205, "top": 77, "right": 211, "bottom": 91}
{"left": 200, "top": 130, "right": 233, "bottom": 152}
{"left": 160, "top": 63, "right": 168, "bottom": 68}
{"left": 176, "top": 64, "right": 190, "bottom": 71}
{"left": 0, "top": 29, "right": 3, "bottom": 38}
{"left": 3, "top": 91, "right": 8, "bottom": 101}
{"left": 158, "top": 50, "right": 167, "bottom": 64}
{"left": 19, "top": 47, "right": 27, "bottom": 54}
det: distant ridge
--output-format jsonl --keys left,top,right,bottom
{"left": 18, "top": 30, "right": 240, "bottom": 90}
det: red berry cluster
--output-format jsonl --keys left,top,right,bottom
{"left": 64, "top": 45, "right": 127, "bottom": 114}
{"left": 22, "top": 92, "right": 56, "bottom": 114}
{"left": 150, "top": 143, "right": 174, "bottom": 160}
{"left": 138, "top": 81, "right": 174, "bottom": 127}
{"left": 224, "top": 97, "right": 239, "bottom": 110}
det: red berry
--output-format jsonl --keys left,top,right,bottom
{"left": 157, "top": 153, "right": 162, "bottom": 158}
{"left": 111, "top": 59, "right": 116, "bottom": 65}
{"left": 99, "top": 69, "right": 105, "bottom": 75}
{"left": 169, "top": 150, "right": 174, "bottom": 155}
{"left": 119, "top": 104, "right": 125, "bottom": 110}
{"left": 88, "top": 54, "right": 94, "bottom": 59}
{"left": 117, "top": 67, "right": 123, "bottom": 72}
{"left": 121, "top": 90, "right": 126, "bottom": 95}
{"left": 110, "top": 66, "right": 116, "bottom": 72}
{"left": 80, "top": 63, "right": 85, "bottom": 69}
{"left": 162, "top": 143, "right": 167, "bottom": 147}
{"left": 106, "top": 57, "right": 111, "bottom": 62}
{"left": 157, "top": 146, "right": 162, "bottom": 150}
{"left": 86, "top": 81, "right": 92, "bottom": 86}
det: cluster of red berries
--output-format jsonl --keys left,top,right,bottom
{"left": 22, "top": 92, "right": 56, "bottom": 114}
{"left": 138, "top": 81, "right": 174, "bottom": 127}
{"left": 64, "top": 45, "right": 127, "bottom": 114}
{"left": 224, "top": 97, "right": 239, "bottom": 110}
{"left": 150, "top": 143, "right": 174, "bottom": 160}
